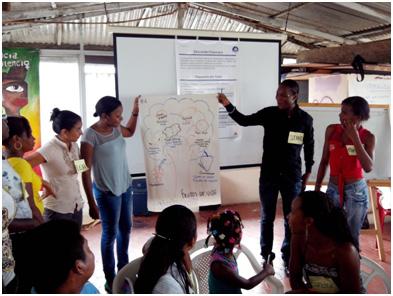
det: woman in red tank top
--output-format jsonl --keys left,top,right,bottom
{"left": 314, "top": 96, "right": 375, "bottom": 249}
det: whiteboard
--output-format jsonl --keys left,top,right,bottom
{"left": 302, "top": 106, "right": 391, "bottom": 181}
{"left": 114, "top": 32, "right": 280, "bottom": 175}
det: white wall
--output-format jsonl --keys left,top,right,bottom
{"left": 220, "top": 167, "right": 260, "bottom": 205}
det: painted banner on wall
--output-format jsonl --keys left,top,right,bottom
{"left": 140, "top": 94, "right": 221, "bottom": 212}
{"left": 2, "top": 48, "right": 41, "bottom": 150}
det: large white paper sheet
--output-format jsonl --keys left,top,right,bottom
{"left": 140, "top": 94, "right": 221, "bottom": 212}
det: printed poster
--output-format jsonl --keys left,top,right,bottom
{"left": 175, "top": 40, "right": 240, "bottom": 139}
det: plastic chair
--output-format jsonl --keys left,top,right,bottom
{"left": 112, "top": 247, "right": 200, "bottom": 294}
{"left": 189, "top": 239, "right": 284, "bottom": 294}
{"left": 360, "top": 256, "right": 391, "bottom": 293}
{"left": 112, "top": 256, "right": 143, "bottom": 294}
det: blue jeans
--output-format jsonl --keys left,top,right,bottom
{"left": 44, "top": 207, "right": 83, "bottom": 227}
{"left": 326, "top": 179, "right": 369, "bottom": 249}
{"left": 259, "top": 174, "right": 301, "bottom": 262}
{"left": 93, "top": 183, "right": 133, "bottom": 283}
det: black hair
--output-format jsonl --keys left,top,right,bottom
{"left": 342, "top": 96, "right": 370, "bottom": 121}
{"left": 19, "top": 220, "right": 86, "bottom": 293}
{"left": 206, "top": 209, "right": 243, "bottom": 253}
{"left": 2, "top": 116, "right": 32, "bottom": 147}
{"left": 134, "top": 205, "right": 197, "bottom": 294}
{"left": 298, "top": 191, "right": 358, "bottom": 252}
{"left": 93, "top": 96, "right": 122, "bottom": 117}
{"left": 280, "top": 79, "right": 299, "bottom": 96}
{"left": 50, "top": 108, "right": 82, "bottom": 134}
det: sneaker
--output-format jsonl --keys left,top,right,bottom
{"left": 104, "top": 281, "right": 112, "bottom": 294}
{"left": 283, "top": 260, "right": 290, "bottom": 276}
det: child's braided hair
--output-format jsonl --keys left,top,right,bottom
{"left": 206, "top": 209, "right": 244, "bottom": 253}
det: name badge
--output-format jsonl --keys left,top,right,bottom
{"left": 346, "top": 145, "right": 357, "bottom": 156}
{"left": 288, "top": 131, "right": 304, "bottom": 145}
{"left": 74, "top": 159, "right": 89, "bottom": 173}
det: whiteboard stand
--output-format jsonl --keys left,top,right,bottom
{"left": 362, "top": 179, "right": 390, "bottom": 262}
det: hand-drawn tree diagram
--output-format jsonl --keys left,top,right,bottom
{"left": 140, "top": 96, "right": 220, "bottom": 209}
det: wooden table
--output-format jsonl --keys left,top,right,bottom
{"left": 362, "top": 179, "right": 391, "bottom": 262}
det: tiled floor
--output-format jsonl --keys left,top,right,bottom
{"left": 83, "top": 201, "right": 391, "bottom": 294}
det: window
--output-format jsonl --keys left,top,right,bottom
{"left": 39, "top": 53, "right": 116, "bottom": 145}
{"left": 39, "top": 56, "right": 80, "bottom": 145}
{"left": 84, "top": 63, "right": 116, "bottom": 127}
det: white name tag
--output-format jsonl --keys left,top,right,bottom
{"left": 346, "top": 145, "right": 357, "bottom": 156}
{"left": 288, "top": 131, "right": 304, "bottom": 145}
{"left": 74, "top": 159, "right": 89, "bottom": 173}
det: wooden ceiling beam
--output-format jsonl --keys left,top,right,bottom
{"left": 3, "top": 2, "right": 163, "bottom": 22}
{"left": 189, "top": 3, "right": 317, "bottom": 49}
{"left": 297, "top": 39, "right": 391, "bottom": 64}
{"left": 177, "top": 3, "right": 187, "bottom": 29}
{"left": 342, "top": 24, "right": 391, "bottom": 39}
{"left": 2, "top": 2, "right": 11, "bottom": 12}
{"left": 2, "top": 42, "right": 113, "bottom": 51}
{"left": 3, "top": 2, "right": 165, "bottom": 32}
{"left": 55, "top": 23, "right": 62, "bottom": 46}
{"left": 269, "top": 2, "right": 310, "bottom": 19}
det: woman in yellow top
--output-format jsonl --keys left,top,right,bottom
{"left": 3, "top": 116, "right": 53, "bottom": 223}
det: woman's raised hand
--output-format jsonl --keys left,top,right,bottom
{"left": 132, "top": 95, "right": 141, "bottom": 115}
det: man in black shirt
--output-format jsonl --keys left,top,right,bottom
{"left": 217, "top": 80, "right": 314, "bottom": 272}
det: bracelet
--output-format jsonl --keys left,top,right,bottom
{"left": 132, "top": 113, "right": 139, "bottom": 116}
{"left": 227, "top": 106, "right": 236, "bottom": 115}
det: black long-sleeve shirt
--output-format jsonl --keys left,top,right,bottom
{"left": 225, "top": 103, "right": 314, "bottom": 179}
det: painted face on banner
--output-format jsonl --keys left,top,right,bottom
{"left": 2, "top": 66, "right": 28, "bottom": 116}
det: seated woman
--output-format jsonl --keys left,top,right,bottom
{"left": 19, "top": 219, "right": 99, "bottom": 293}
{"left": 288, "top": 191, "right": 361, "bottom": 293}
{"left": 134, "top": 204, "right": 197, "bottom": 294}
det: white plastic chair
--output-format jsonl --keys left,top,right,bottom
{"left": 360, "top": 256, "right": 391, "bottom": 293}
{"left": 112, "top": 256, "right": 143, "bottom": 294}
{"left": 189, "top": 239, "right": 284, "bottom": 294}
{"left": 112, "top": 250, "right": 200, "bottom": 294}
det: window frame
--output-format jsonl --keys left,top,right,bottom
{"left": 39, "top": 49, "right": 114, "bottom": 132}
